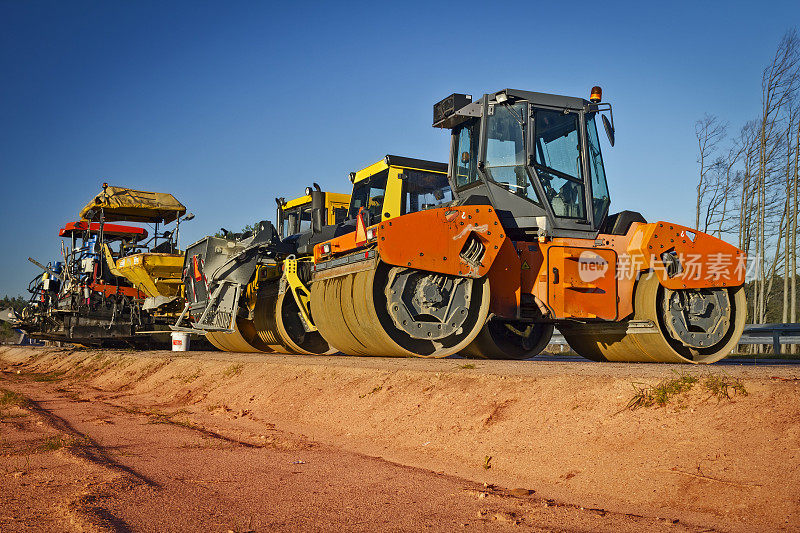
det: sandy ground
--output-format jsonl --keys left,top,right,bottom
{"left": 1, "top": 346, "right": 799, "bottom": 532}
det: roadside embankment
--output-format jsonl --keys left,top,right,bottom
{"left": 2, "top": 346, "right": 798, "bottom": 532}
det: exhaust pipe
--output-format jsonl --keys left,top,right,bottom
{"left": 311, "top": 183, "right": 324, "bottom": 234}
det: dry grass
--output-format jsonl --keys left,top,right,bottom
{"left": 37, "top": 434, "right": 90, "bottom": 452}
{"left": 627, "top": 374, "right": 698, "bottom": 409}
{"left": 179, "top": 368, "right": 202, "bottom": 383}
{"left": 31, "top": 371, "right": 66, "bottom": 382}
{"left": 627, "top": 372, "right": 748, "bottom": 410}
{"left": 147, "top": 412, "right": 173, "bottom": 425}
{"left": 0, "top": 389, "right": 29, "bottom": 408}
{"left": 171, "top": 417, "right": 202, "bottom": 431}
{"left": 359, "top": 386, "right": 382, "bottom": 399}
{"left": 222, "top": 364, "right": 243, "bottom": 378}
{"left": 702, "top": 374, "right": 748, "bottom": 400}
{"left": 459, "top": 364, "right": 476, "bottom": 370}
{"left": 38, "top": 435, "right": 71, "bottom": 451}
{"left": 146, "top": 408, "right": 191, "bottom": 425}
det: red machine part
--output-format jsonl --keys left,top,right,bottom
{"left": 59, "top": 221, "right": 148, "bottom": 241}
{"left": 88, "top": 282, "right": 145, "bottom": 299}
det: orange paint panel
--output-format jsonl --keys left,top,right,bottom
{"left": 314, "top": 231, "right": 360, "bottom": 263}
{"left": 377, "top": 207, "right": 506, "bottom": 278}
{"left": 546, "top": 246, "right": 618, "bottom": 320}
{"left": 487, "top": 238, "right": 521, "bottom": 318}
{"left": 516, "top": 242, "right": 545, "bottom": 296}
{"left": 627, "top": 222, "right": 745, "bottom": 289}
{"left": 595, "top": 232, "right": 636, "bottom": 319}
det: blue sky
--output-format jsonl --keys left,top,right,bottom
{"left": 1, "top": 0, "right": 799, "bottom": 297}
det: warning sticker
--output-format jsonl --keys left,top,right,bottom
{"left": 521, "top": 260, "right": 530, "bottom": 270}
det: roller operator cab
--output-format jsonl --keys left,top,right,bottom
{"left": 434, "top": 89, "right": 617, "bottom": 240}
{"left": 313, "top": 155, "right": 451, "bottom": 263}
{"left": 346, "top": 155, "right": 451, "bottom": 225}
{"left": 276, "top": 186, "right": 350, "bottom": 239}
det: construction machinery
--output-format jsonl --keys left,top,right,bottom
{"left": 298, "top": 87, "right": 746, "bottom": 363}
{"left": 276, "top": 185, "right": 350, "bottom": 239}
{"left": 37, "top": 86, "right": 744, "bottom": 363}
{"left": 15, "top": 184, "right": 192, "bottom": 346}
{"left": 178, "top": 186, "right": 350, "bottom": 354}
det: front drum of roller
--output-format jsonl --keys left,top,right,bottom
{"left": 311, "top": 262, "right": 491, "bottom": 358}
{"left": 561, "top": 272, "right": 747, "bottom": 364}
{"left": 205, "top": 317, "right": 273, "bottom": 353}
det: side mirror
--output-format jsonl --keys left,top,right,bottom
{"left": 602, "top": 114, "right": 615, "bottom": 147}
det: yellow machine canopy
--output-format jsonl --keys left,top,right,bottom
{"left": 79, "top": 186, "right": 186, "bottom": 224}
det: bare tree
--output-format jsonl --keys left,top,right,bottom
{"left": 783, "top": 105, "right": 797, "bottom": 330}
{"left": 738, "top": 122, "right": 759, "bottom": 252}
{"left": 755, "top": 29, "right": 800, "bottom": 324}
{"left": 699, "top": 138, "right": 747, "bottom": 238}
{"left": 793, "top": 114, "right": 799, "bottom": 353}
{"left": 693, "top": 29, "right": 800, "bottom": 346}
{"left": 695, "top": 114, "right": 727, "bottom": 230}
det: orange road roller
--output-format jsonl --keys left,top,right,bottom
{"left": 303, "top": 88, "right": 746, "bottom": 363}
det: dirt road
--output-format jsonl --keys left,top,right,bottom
{"left": 1, "top": 346, "right": 798, "bottom": 532}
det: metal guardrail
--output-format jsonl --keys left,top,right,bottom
{"left": 548, "top": 331, "right": 569, "bottom": 352}
{"left": 738, "top": 323, "right": 800, "bottom": 354}
{"left": 550, "top": 324, "right": 800, "bottom": 355}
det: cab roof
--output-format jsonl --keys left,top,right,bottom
{"left": 282, "top": 191, "right": 351, "bottom": 210}
{"left": 498, "top": 88, "right": 589, "bottom": 110}
{"left": 434, "top": 89, "right": 592, "bottom": 129}
{"left": 79, "top": 186, "right": 186, "bottom": 224}
{"left": 352, "top": 155, "right": 447, "bottom": 183}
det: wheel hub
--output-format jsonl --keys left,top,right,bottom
{"left": 661, "top": 287, "right": 731, "bottom": 349}
{"left": 418, "top": 283, "right": 444, "bottom": 307}
{"left": 385, "top": 268, "right": 472, "bottom": 340}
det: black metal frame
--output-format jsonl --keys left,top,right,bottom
{"left": 440, "top": 89, "right": 614, "bottom": 239}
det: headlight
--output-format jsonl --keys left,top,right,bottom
{"left": 322, "top": 243, "right": 331, "bottom": 255}
{"left": 366, "top": 228, "right": 376, "bottom": 241}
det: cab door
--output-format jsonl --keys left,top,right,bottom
{"left": 528, "top": 107, "right": 595, "bottom": 236}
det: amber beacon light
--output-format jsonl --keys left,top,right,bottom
{"left": 589, "top": 86, "right": 602, "bottom": 103}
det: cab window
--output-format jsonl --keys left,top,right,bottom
{"left": 484, "top": 102, "right": 542, "bottom": 206}
{"left": 348, "top": 170, "right": 388, "bottom": 223}
{"left": 298, "top": 208, "right": 311, "bottom": 233}
{"left": 332, "top": 206, "right": 349, "bottom": 225}
{"left": 282, "top": 207, "right": 312, "bottom": 237}
{"left": 453, "top": 119, "right": 480, "bottom": 188}
{"left": 403, "top": 170, "right": 452, "bottom": 213}
{"left": 532, "top": 109, "right": 586, "bottom": 220}
{"left": 586, "top": 113, "right": 610, "bottom": 226}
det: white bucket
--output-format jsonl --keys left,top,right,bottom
{"left": 171, "top": 332, "right": 190, "bottom": 352}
